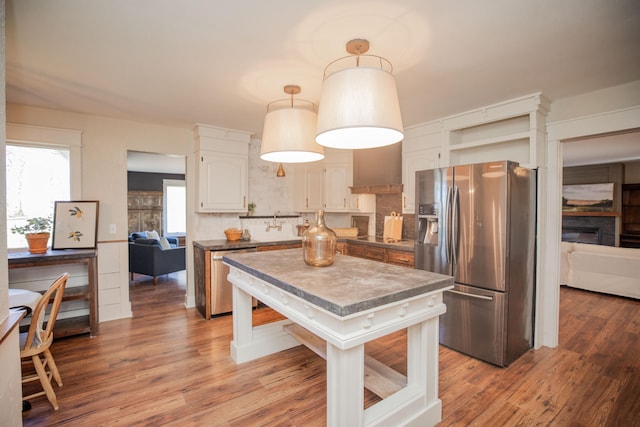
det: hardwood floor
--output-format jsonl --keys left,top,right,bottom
{"left": 22, "top": 273, "right": 640, "bottom": 426}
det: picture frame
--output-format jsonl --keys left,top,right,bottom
{"left": 52, "top": 201, "right": 100, "bottom": 249}
{"left": 562, "top": 183, "right": 614, "bottom": 213}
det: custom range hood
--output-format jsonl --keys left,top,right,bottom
{"left": 351, "top": 143, "right": 403, "bottom": 194}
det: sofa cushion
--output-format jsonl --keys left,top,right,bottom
{"left": 158, "top": 237, "right": 172, "bottom": 250}
{"left": 133, "top": 238, "right": 162, "bottom": 247}
{"left": 130, "top": 232, "right": 147, "bottom": 241}
{"left": 146, "top": 230, "right": 160, "bottom": 240}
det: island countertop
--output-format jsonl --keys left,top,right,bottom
{"left": 223, "top": 248, "right": 453, "bottom": 317}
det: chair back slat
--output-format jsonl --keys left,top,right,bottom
{"left": 23, "top": 273, "right": 68, "bottom": 350}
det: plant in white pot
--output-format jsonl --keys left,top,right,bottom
{"left": 11, "top": 217, "right": 53, "bottom": 254}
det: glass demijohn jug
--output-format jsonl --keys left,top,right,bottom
{"left": 302, "top": 210, "right": 337, "bottom": 267}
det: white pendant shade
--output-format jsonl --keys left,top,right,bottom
{"left": 260, "top": 87, "right": 325, "bottom": 164}
{"left": 316, "top": 66, "right": 404, "bottom": 149}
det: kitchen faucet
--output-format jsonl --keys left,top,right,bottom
{"left": 265, "top": 210, "right": 282, "bottom": 232}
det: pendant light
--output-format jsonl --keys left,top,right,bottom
{"left": 260, "top": 85, "right": 325, "bottom": 166}
{"left": 316, "top": 39, "right": 404, "bottom": 149}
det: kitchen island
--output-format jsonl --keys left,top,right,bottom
{"left": 223, "top": 249, "right": 453, "bottom": 427}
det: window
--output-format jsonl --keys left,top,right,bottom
{"left": 163, "top": 179, "right": 186, "bottom": 236}
{"left": 6, "top": 144, "right": 71, "bottom": 249}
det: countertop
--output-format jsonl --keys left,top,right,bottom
{"left": 193, "top": 236, "right": 415, "bottom": 252}
{"left": 223, "top": 249, "right": 451, "bottom": 317}
{"left": 193, "top": 239, "right": 301, "bottom": 251}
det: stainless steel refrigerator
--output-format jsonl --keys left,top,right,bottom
{"left": 415, "top": 160, "right": 536, "bottom": 367}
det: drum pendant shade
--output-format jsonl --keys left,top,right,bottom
{"left": 260, "top": 85, "right": 324, "bottom": 164}
{"left": 316, "top": 39, "right": 404, "bottom": 149}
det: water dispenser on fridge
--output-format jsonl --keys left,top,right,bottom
{"left": 417, "top": 204, "right": 438, "bottom": 246}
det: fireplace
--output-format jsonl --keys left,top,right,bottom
{"left": 561, "top": 216, "right": 616, "bottom": 246}
{"left": 562, "top": 227, "right": 600, "bottom": 244}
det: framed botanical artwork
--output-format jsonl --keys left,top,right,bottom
{"left": 52, "top": 201, "right": 100, "bottom": 249}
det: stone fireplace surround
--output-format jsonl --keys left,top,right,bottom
{"left": 562, "top": 216, "right": 616, "bottom": 246}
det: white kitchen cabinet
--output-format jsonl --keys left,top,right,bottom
{"left": 294, "top": 148, "right": 355, "bottom": 213}
{"left": 292, "top": 163, "right": 324, "bottom": 212}
{"left": 349, "top": 193, "right": 375, "bottom": 213}
{"left": 194, "top": 124, "right": 251, "bottom": 213}
{"left": 402, "top": 122, "right": 443, "bottom": 214}
{"left": 323, "top": 163, "right": 351, "bottom": 212}
{"left": 323, "top": 148, "right": 353, "bottom": 212}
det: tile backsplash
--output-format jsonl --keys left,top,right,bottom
{"left": 375, "top": 193, "right": 415, "bottom": 240}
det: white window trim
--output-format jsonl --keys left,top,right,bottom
{"left": 6, "top": 123, "right": 83, "bottom": 199}
{"left": 163, "top": 178, "right": 186, "bottom": 237}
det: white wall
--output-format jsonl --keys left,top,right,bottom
{"left": 0, "top": 1, "right": 25, "bottom": 423}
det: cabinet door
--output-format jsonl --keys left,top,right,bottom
{"left": 293, "top": 164, "right": 323, "bottom": 212}
{"left": 197, "top": 151, "right": 248, "bottom": 212}
{"left": 402, "top": 148, "right": 440, "bottom": 214}
{"left": 324, "top": 163, "right": 351, "bottom": 212}
{"left": 349, "top": 193, "right": 375, "bottom": 213}
{"left": 307, "top": 164, "right": 324, "bottom": 211}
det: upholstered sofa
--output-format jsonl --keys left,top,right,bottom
{"left": 561, "top": 241, "right": 640, "bottom": 299}
{"left": 128, "top": 232, "right": 185, "bottom": 285}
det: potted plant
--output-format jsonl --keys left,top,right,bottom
{"left": 247, "top": 202, "right": 256, "bottom": 216}
{"left": 11, "top": 217, "right": 53, "bottom": 254}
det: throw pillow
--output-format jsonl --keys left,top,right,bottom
{"left": 146, "top": 230, "right": 160, "bottom": 240}
{"left": 159, "top": 237, "right": 172, "bottom": 250}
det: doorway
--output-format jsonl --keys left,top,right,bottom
{"left": 127, "top": 151, "right": 187, "bottom": 303}
{"left": 557, "top": 130, "right": 640, "bottom": 344}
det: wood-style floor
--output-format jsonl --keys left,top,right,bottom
{"left": 21, "top": 272, "right": 640, "bottom": 426}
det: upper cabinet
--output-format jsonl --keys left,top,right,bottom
{"left": 443, "top": 93, "right": 549, "bottom": 169}
{"left": 402, "top": 122, "right": 442, "bottom": 214}
{"left": 292, "top": 162, "right": 324, "bottom": 212}
{"left": 194, "top": 124, "right": 252, "bottom": 213}
{"left": 292, "top": 148, "right": 354, "bottom": 213}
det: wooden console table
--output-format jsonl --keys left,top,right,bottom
{"left": 8, "top": 249, "right": 98, "bottom": 338}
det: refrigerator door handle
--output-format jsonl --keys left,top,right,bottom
{"left": 451, "top": 185, "right": 460, "bottom": 265}
{"left": 445, "top": 186, "right": 453, "bottom": 260}
{"left": 446, "top": 289, "right": 494, "bottom": 301}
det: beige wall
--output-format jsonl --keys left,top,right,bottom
{"left": 625, "top": 160, "right": 640, "bottom": 183}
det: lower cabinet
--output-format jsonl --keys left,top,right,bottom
{"left": 346, "top": 242, "right": 414, "bottom": 268}
{"left": 257, "top": 242, "right": 302, "bottom": 252}
{"left": 386, "top": 249, "right": 415, "bottom": 268}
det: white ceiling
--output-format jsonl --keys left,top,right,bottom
{"left": 6, "top": 0, "right": 640, "bottom": 168}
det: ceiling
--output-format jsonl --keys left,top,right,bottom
{"left": 6, "top": 1, "right": 640, "bottom": 168}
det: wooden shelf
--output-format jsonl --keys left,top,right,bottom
{"left": 562, "top": 211, "right": 621, "bottom": 217}
{"left": 53, "top": 315, "right": 91, "bottom": 338}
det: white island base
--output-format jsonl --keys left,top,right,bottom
{"left": 225, "top": 252, "right": 452, "bottom": 427}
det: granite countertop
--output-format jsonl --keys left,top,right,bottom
{"left": 223, "top": 249, "right": 452, "bottom": 317}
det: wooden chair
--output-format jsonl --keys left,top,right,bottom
{"left": 20, "top": 273, "right": 69, "bottom": 410}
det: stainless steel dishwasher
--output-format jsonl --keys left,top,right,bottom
{"left": 211, "top": 247, "right": 257, "bottom": 315}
